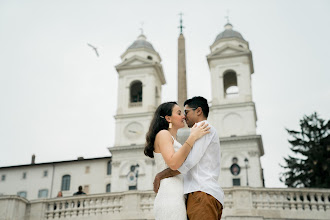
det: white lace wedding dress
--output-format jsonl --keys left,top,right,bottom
{"left": 153, "top": 137, "right": 187, "bottom": 220}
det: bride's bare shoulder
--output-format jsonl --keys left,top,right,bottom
{"left": 155, "top": 129, "right": 171, "bottom": 140}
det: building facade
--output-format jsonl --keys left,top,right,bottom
{"left": 0, "top": 157, "right": 112, "bottom": 200}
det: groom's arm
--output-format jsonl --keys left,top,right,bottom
{"left": 153, "top": 168, "right": 180, "bottom": 193}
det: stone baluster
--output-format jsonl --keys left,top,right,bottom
{"left": 95, "top": 198, "right": 102, "bottom": 216}
{"left": 317, "top": 193, "right": 325, "bottom": 211}
{"left": 256, "top": 192, "right": 262, "bottom": 209}
{"left": 70, "top": 200, "right": 76, "bottom": 217}
{"left": 101, "top": 197, "right": 107, "bottom": 214}
{"left": 106, "top": 197, "right": 113, "bottom": 213}
{"left": 274, "top": 192, "right": 281, "bottom": 210}
{"left": 84, "top": 198, "right": 91, "bottom": 216}
{"left": 271, "top": 192, "right": 277, "bottom": 209}
{"left": 54, "top": 202, "right": 60, "bottom": 219}
{"left": 282, "top": 192, "right": 289, "bottom": 210}
{"left": 113, "top": 197, "right": 120, "bottom": 213}
{"left": 311, "top": 193, "right": 318, "bottom": 211}
{"left": 297, "top": 193, "right": 303, "bottom": 211}
{"left": 90, "top": 198, "right": 96, "bottom": 215}
{"left": 252, "top": 192, "right": 258, "bottom": 209}
{"left": 302, "top": 192, "right": 309, "bottom": 211}
{"left": 78, "top": 200, "right": 84, "bottom": 217}
{"left": 325, "top": 193, "right": 330, "bottom": 211}
{"left": 263, "top": 192, "right": 269, "bottom": 209}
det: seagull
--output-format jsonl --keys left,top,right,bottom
{"left": 87, "top": 43, "right": 99, "bottom": 57}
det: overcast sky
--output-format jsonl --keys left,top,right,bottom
{"left": 0, "top": 0, "right": 329, "bottom": 187}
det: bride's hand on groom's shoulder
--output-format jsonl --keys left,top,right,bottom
{"left": 190, "top": 122, "right": 210, "bottom": 140}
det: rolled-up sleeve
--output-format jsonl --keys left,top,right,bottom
{"left": 178, "top": 128, "right": 215, "bottom": 174}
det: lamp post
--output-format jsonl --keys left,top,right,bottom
{"left": 244, "top": 158, "right": 249, "bottom": 186}
{"left": 135, "top": 164, "right": 139, "bottom": 189}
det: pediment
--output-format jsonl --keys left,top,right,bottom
{"left": 209, "top": 45, "right": 247, "bottom": 57}
{"left": 116, "top": 55, "right": 153, "bottom": 68}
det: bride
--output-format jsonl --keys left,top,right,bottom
{"left": 144, "top": 102, "right": 209, "bottom": 220}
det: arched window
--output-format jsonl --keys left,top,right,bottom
{"left": 106, "top": 184, "right": 111, "bottom": 192}
{"left": 223, "top": 71, "right": 239, "bottom": 97}
{"left": 61, "top": 175, "right": 71, "bottom": 191}
{"left": 107, "top": 160, "right": 112, "bottom": 175}
{"left": 130, "top": 81, "right": 143, "bottom": 103}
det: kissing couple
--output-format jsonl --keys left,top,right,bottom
{"left": 144, "top": 96, "right": 224, "bottom": 220}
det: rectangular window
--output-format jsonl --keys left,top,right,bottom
{"left": 233, "top": 178, "right": 241, "bottom": 186}
{"left": 17, "top": 191, "right": 27, "bottom": 198}
{"left": 129, "top": 186, "right": 137, "bottom": 190}
{"left": 83, "top": 185, "right": 89, "bottom": 194}
{"left": 61, "top": 175, "right": 71, "bottom": 191}
{"left": 43, "top": 170, "right": 48, "bottom": 177}
{"left": 38, "top": 189, "right": 48, "bottom": 198}
{"left": 85, "top": 166, "right": 90, "bottom": 174}
{"left": 22, "top": 172, "right": 27, "bottom": 179}
{"left": 107, "top": 161, "right": 112, "bottom": 175}
{"left": 1, "top": 175, "right": 5, "bottom": 181}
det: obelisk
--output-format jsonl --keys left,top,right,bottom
{"left": 177, "top": 13, "right": 190, "bottom": 144}
{"left": 177, "top": 13, "right": 187, "bottom": 107}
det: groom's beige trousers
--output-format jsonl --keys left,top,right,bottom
{"left": 187, "top": 191, "right": 223, "bottom": 220}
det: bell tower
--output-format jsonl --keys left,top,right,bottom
{"left": 109, "top": 33, "right": 166, "bottom": 192}
{"left": 113, "top": 34, "right": 165, "bottom": 147}
{"left": 207, "top": 22, "right": 265, "bottom": 187}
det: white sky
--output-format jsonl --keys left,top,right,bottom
{"left": 0, "top": 0, "right": 329, "bottom": 188}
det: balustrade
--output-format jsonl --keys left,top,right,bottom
{"left": 0, "top": 188, "right": 329, "bottom": 220}
{"left": 44, "top": 194, "right": 124, "bottom": 219}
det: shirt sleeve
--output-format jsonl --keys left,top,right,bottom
{"left": 178, "top": 127, "right": 215, "bottom": 174}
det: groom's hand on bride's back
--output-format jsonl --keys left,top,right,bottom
{"left": 153, "top": 168, "right": 181, "bottom": 193}
{"left": 153, "top": 174, "right": 161, "bottom": 193}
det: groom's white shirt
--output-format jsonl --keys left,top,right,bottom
{"left": 178, "top": 120, "right": 224, "bottom": 205}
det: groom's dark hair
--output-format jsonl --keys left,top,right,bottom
{"left": 184, "top": 96, "right": 209, "bottom": 118}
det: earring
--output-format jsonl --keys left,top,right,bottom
{"left": 169, "top": 122, "right": 172, "bottom": 129}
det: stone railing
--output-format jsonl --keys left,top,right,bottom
{"left": 32, "top": 191, "right": 155, "bottom": 220}
{"left": 223, "top": 187, "right": 330, "bottom": 219}
{"left": 0, "top": 187, "right": 329, "bottom": 220}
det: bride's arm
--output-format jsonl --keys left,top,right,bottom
{"left": 157, "top": 123, "right": 209, "bottom": 171}
{"left": 157, "top": 130, "right": 195, "bottom": 171}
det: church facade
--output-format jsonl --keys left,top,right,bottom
{"left": 110, "top": 22, "right": 264, "bottom": 193}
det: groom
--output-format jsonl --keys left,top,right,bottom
{"left": 153, "top": 96, "right": 224, "bottom": 220}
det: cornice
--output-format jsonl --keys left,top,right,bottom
{"left": 120, "top": 47, "right": 161, "bottom": 61}
{"left": 210, "top": 37, "right": 249, "bottom": 49}
{"left": 115, "top": 57, "right": 166, "bottom": 85}
{"left": 0, "top": 156, "right": 112, "bottom": 169}
{"left": 109, "top": 144, "right": 144, "bottom": 152}
{"left": 220, "top": 135, "right": 264, "bottom": 156}
{"left": 207, "top": 51, "right": 251, "bottom": 61}
{"left": 206, "top": 49, "right": 254, "bottom": 74}
{"left": 114, "top": 112, "right": 154, "bottom": 119}
{"left": 211, "top": 102, "right": 255, "bottom": 110}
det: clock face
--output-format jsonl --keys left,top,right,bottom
{"left": 124, "top": 122, "right": 143, "bottom": 139}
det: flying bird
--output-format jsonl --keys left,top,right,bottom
{"left": 87, "top": 43, "right": 99, "bottom": 57}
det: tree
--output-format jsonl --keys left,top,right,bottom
{"left": 280, "top": 112, "right": 330, "bottom": 188}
